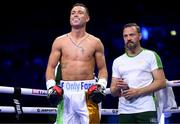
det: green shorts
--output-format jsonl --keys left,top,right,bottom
{"left": 119, "top": 111, "right": 158, "bottom": 124}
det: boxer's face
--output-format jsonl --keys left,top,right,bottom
{"left": 70, "top": 6, "right": 89, "bottom": 28}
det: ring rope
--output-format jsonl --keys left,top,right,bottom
{"left": 0, "top": 86, "right": 47, "bottom": 96}
{"left": 166, "top": 80, "right": 180, "bottom": 87}
{"left": 0, "top": 106, "right": 180, "bottom": 115}
{"left": 0, "top": 80, "right": 179, "bottom": 96}
{"left": 0, "top": 106, "right": 118, "bottom": 115}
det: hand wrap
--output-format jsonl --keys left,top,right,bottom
{"left": 96, "top": 79, "right": 107, "bottom": 89}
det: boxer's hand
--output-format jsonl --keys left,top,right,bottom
{"left": 87, "top": 84, "right": 106, "bottom": 104}
{"left": 47, "top": 85, "right": 63, "bottom": 106}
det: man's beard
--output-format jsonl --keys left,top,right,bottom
{"left": 126, "top": 41, "right": 137, "bottom": 50}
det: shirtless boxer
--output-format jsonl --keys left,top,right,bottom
{"left": 45, "top": 3, "right": 108, "bottom": 124}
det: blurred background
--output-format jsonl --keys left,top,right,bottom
{"left": 0, "top": 0, "right": 180, "bottom": 123}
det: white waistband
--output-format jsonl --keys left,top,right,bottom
{"left": 59, "top": 79, "right": 96, "bottom": 92}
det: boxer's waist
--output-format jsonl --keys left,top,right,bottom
{"left": 59, "top": 79, "right": 96, "bottom": 92}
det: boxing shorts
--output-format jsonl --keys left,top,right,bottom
{"left": 55, "top": 80, "right": 101, "bottom": 124}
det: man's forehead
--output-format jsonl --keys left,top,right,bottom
{"left": 71, "top": 6, "right": 86, "bottom": 12}
{"left": 124, "top": 26, "right": 137, "bottom": 32}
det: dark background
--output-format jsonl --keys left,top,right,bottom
{"left": 0, "top": 0, "right": 180, "bottom": 123}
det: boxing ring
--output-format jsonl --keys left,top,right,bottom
{"left": 0, "top": 80, "right": 180, "bottom": 124}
